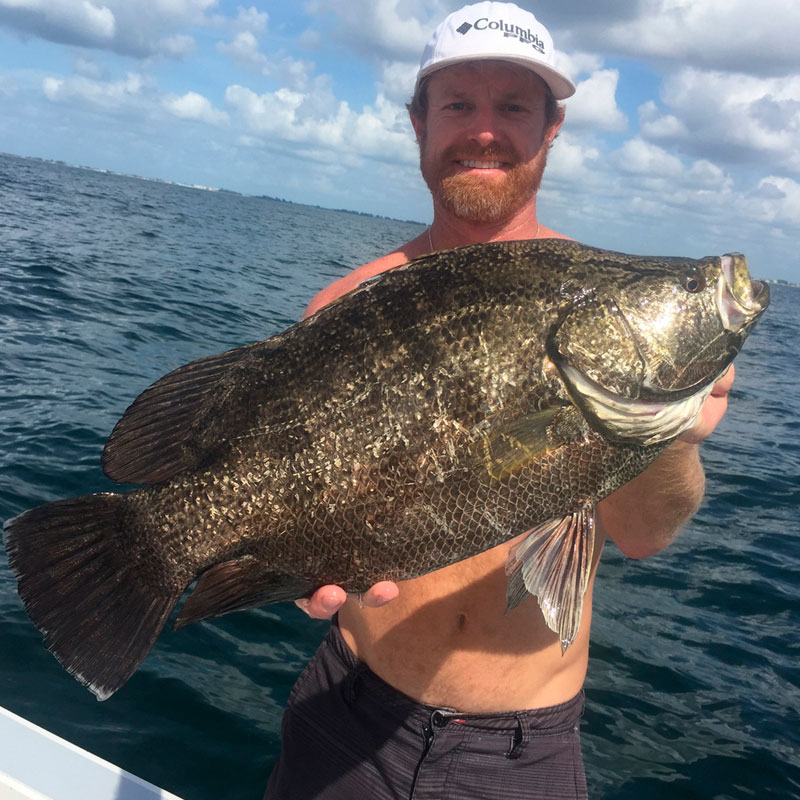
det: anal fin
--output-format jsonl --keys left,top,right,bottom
{"left": 504, "top": 503, "right": 596, "bottom": 653}
{"left": 174, "top": 556, "right": 312, "bottom": 629}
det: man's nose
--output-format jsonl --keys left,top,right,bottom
{"left": 467, "top": 108, "right": 502, "bottom": 147}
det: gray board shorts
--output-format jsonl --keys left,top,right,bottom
{"left": 264, "top": 618, "right": 588, "bottom": 800}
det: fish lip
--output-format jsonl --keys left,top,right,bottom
{"left": 751, "top": 279, "right": 770, "bottom": 306}
{"left": 716, "top": 254, "right": 769, "bottom": 332}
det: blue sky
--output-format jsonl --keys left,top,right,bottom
{"left": 0, "top": 0, "right": 798, "bottom": 281}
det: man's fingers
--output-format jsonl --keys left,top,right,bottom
{"left": 711, "top": 364, "right": 735, "bottom": 396}
{"left": 678, "top": 365, "right": 736, "bottom": 445}
{"left": 357, "top": 581, "right": 400, "bottom": 608}
{"left": 295, "top": 581, "right": 400, "bottom": 618}
{"left": 295, "top": 586, "right": 347, "bottom": 619}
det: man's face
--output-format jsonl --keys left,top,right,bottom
{"left": 412, "top": 61, "right": 563, "bottom": 224}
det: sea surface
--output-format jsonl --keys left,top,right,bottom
{"left": 0, "top": 152, "right": 798, "bottom": 799}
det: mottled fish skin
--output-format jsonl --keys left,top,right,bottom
{"left": 3, "top": 239, "right": 769, "bottom": 699}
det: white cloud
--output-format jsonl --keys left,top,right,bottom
{"left": 232, "top": 5, "right": 267, "bottom": 34}
{"left": 566, "top": 69, "right": 627, "bottom": 131}
{"left": 538, "top": 120, "right": 775, "bottom": 260}
{"left": 217, "top": 30, "right": 315, "bottom": 91}
{"left": 298, "top": 28, "right": 321, "bottom": 51}
{"left": 377, "top": 60, "right": 417, "bottom": 106}
{"left": 687, "top": 160, "right": 731, "bottom": 191}
{"left": 304, "top": 0, "right": 436, "bottom": 62}
{"left": 158, "top": 33, "right": 195, "bottom": 57}
{"left": 558, "top": 0, "right": 800, "bottom": 75}
{"left": 0, "top": 0, "right": 215, "bottom": 57}
{"left": 217, "top": 30, "right": 266, "bottom": 70}
{"left": 41, "top": 69, "right": 228, "bottom": 128}
{"left": 164, "top": 90, "right": 227, "bottom": 125}
{"left": 224, "top": 82, "right": 416, "bottom": 165}
{"left": 42, "top": 72, "right": 146, "bottom": 110}
{"left": 642, "top": 68, "right": 800, "bottom": 174}
{"left": 638, "top": 101, "right": 687, "bottom": 140}
{"left": 546, "top": 132, "right": 600, "bottom": 183}
{"left": 746, "top": 176, "right": 800, "bottom": 228}
{"left": 73, "top": 54, "right": 106, "bottom": 80}
{"left": 0, "top": 0, "right": 115, "bottom": 47}
{"left": 613, "top": 138, "right": 684, "bottom": 177}
{"left": 554, "top": 51, "right": 604, "bottom": 85}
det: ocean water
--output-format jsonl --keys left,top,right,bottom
{"left": 0, "top": 152, "right": 798, "bottom": 799}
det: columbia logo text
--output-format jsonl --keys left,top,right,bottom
{"left": 458, "top": 17, "right": 545, "bottom": 54}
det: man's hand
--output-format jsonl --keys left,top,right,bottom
{"left": 679, "top": 365, "right": 735, "bottom": 445}
{"left": 295, "top": 581, "right": 399, "bottom": 619}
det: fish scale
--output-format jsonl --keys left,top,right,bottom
{"left": 4, "top": 238, "right": 768, "bottom": 698}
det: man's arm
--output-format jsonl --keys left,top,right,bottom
{"left": 599, "top": 365, "right": 734, "bottom": 558}
{"left": 597, "top": 440, "right": 705, "bottom": 558}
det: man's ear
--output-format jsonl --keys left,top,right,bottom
{"left": 546, "top": 105, "right": 566, "bottom": 144}
{"left": 409, "top": 110, "right": 426, "bottom": 144}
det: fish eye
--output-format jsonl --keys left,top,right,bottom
{"left": 681, "top": 272, "right": 705, "bottom": 293}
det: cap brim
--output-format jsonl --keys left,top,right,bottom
{"left": 417, "top": 54, "right": 576, "bottom": 100}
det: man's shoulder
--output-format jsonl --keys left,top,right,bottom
{"left": 539, "top": 226, "right": 572, "bottom": 241}
{"left": 303, "top": 237, "right": 426, "bottom": 318}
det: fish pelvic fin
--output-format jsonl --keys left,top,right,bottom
{"left": 174, "top": 557, "right": 312, "bottom": 629}
{"left": 504, "top": 503, "right": 596, "bottom": 654}
{"left": 3, "top": 495, "right": 183, "bottom": 700}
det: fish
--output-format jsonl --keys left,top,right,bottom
{"left": 3, "top": 239, "right": 769, "bottom": 700}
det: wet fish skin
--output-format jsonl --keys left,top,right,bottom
{"left": 3, "top": 239, "right": 769, "bottom": 699}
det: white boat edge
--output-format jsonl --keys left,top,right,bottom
{"left": 0, "top": 705, "right": 183, "bottom": 800}
{"left": 0, "top": 768, "right": 50, "bottom": 800}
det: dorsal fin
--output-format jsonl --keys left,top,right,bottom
{"left": 102, "top": 345, "right": 253, "bottom": 484}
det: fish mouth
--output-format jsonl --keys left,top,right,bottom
{"left": 717, "top": 253, "right": 770, "bottom": 332}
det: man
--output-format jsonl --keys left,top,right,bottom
{"left": 265, "top": 3, "right": 733, "bottom": 798}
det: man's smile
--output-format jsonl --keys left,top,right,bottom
{"left": 457, "top": 159, "right": 506, "bottom": 169}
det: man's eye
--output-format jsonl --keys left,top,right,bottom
{"left": 447, "top": 102, "right": 466, "bottom": 111}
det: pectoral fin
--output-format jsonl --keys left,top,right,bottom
{"left": 480, "top": 407, "right": 561, "bottom": 479}
{"left": 504, "top": 503, "right": 596, "bottom": 653}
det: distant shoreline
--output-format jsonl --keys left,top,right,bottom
{"left": 764, "top": 278, "right": 800, "bottom": 288}
{"left": 0, "top": 150, "right": 426, "bottom": 229}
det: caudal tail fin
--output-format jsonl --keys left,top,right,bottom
{"left": 4, "top": 494, "right": 183, "bottom": 700}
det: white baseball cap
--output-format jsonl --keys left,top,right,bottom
{"left": 417, "top": 2, "right": 575, "bottom": 100}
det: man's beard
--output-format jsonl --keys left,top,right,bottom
{"left": 419, "top": 141, "right": 548, "bottom": 224}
